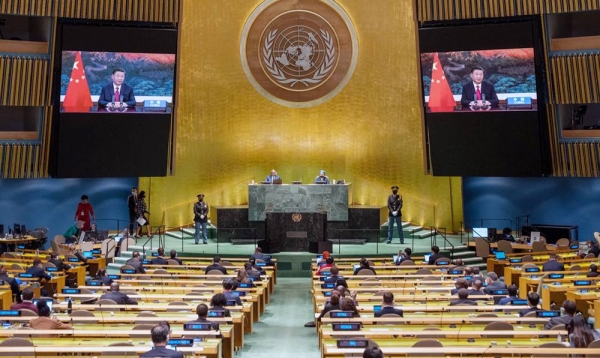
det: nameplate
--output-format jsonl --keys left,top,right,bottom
{"left": 143, "top": 100, "right": 167, "bottom": 112}
{"left": 167, "top": 338, "right": 193, "bottom": 347}
{"left": 183, "top": 323, "right": 212, "bottom": 331}
{"left": 232, "top": 291, "right": 246, "bottom": 296}
{"left": 331, "top": 311, "right": 355, "bottom": 318}
{"left": 549, "top": 274, "right": 564, "bottom": 279}
{"left": 0, "top": 310, "right": 20, "bottom": 316}
{"left": 332, "top": 323, "right": 361, "bottom": 331}
{"left": 436, "top": 261, "right": 450, "bottom": 266}
{"left": 19, "top": 273, "right": 33, "bottom": 278}
{"left": 46, "top": 267, "right": 58, "bottom": 272}
{"left": 67, "top": 257, "right": 79, "bottom": 262}
{"left": 226, "top": 300, "right": 237, "bottom": 306}
{"left": 62, "top": 288, "right": 80, "bottom": 294}
{"left": 511, "top": 299, "right": 527, "bottom": 305}
{"left": 286, "top": 231, "right": 307, "bottom": 238}
{"left": 121, "top": 269, "right": 136, "bottom": 274}
{"left": 324, "top": 291, "right": 332, "bottom": 297}
{"left": 337, "top": 339, "right": 368, "bottom": 348}
{"left": 322, "top": 283, "right": 335, "bottom": 289}
{"left": 525, "top": 267, "right": 540, "bottom": 272}
{"left": 506, "top": 97, "right": 532, "bottom": 109}
{"left": 208, "top": 311, "right": 225, "bottom": 317}
{"left": 537, "top": 310, "right": 560, "bottom": 317}
{"left": 574, "top": 280, "right": 592, "bottom": 286}
{"left": 89, "top": 281, "right": 103, "bottom": 286}
{"left": 490, "top": 289, "right": 508, "bottom": 295}
{"left": 509, "top": 258, "right": 522, "bottom": 263}
{"left": 238, "top": 283, "right": 252, "bottom": 288}
{"left": 108, "top": 274, "right": 121, "bottom": 279}
{"left": 92, "top": 249, "right": 102, "bottom": 254}
{"left": 449, "top": 270, "right": 463, "bottom": 275}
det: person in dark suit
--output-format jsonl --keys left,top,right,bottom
{"left": 386, "top": 185, "right": 404, "bottom": 244}
{"left": 467, "top": 279, "right": 486, "bottom": 298}
{"left": 205, "top": 256, "right": 227, "bottom": 274}
{"left": 460, "top": 66, "right": 499, "bottom": 109}
{"left": 587, "top": 264, "right": 599, "bottom": 277}
{"left": 374, "top": 292, "right": 403, "bottom": 317}
{"left": 542, "top": 254, "right": 565, "bottom": 272}
{"left": 265, "top": 169, "right": 281, "bottom": 183}
{"left": 48, "top": 252, "right": 71, "bottom": 271}
{"left": 500, "top": 227, "right": 515, "bottom": 242}
{"left": 26, "top": 259, "right": 51, "bottom": 282}
{"left": 585, "top": 240, "right": 600, "bottom": 258}
{"left": 483, "top": 272, "right": 507, "bottom": 294}
{"left": 169, "top": 249, "right": 183, "bottom": 265}
{"left": 209, "top": 293, "right": 231, "bottom": 317}
{"left": 395, "top": 248, "right": 412, "bottom": 265}
{"left": 193, "top": 194, "right": 209, "bottom": 244}
{"left": 91, "top": 268, "right": 113, "bottom": 286}
{"left": 317, "top": 292, "right": 341, "bottom": 321}
{"left": 250, "top": 247, "right": 269, "bottom": 262}
{"left": 499, "top": 284, "right": 519, "bottom": 305}
{"left": 150, "top": 247, "right": 168, "bottom": 266}
{"left": 354, "top": 258, "right": 376, "bottom": 275}
{"left": 127, "top": 187, "right": 137, "bottom": 235}
{"left": 363, "top": 347, "right": 384, "bottom": 358}
{"left": 187, "top": 303, "right": 220, "bottom": 331}
{"left": 0, "top": 268, "right": 19, "bottom": 302}
{"left": 519, "top": 292, "right": 541, "bottom": 316}
{"left": 222, "top": 278, "right": 242, "bottom": 305}
{"left": 543, "top": 300, "right": 576, "bottom": 330}
{"left": 125, "top": 251, "right": 146, "bottom": 274}
{"left": 98, "top": 68, "right": 136, "bottom": 108}
{"left": 324, "top": 266, "right": 343, "bottom": 284}
{"left": 451, "top": 278, "right": 469, "bottom": 295}
{"left": 140, "top": 322, "right": 183, "bottom": 358}
{"left": 449, "top": 288, "right": 477, "bottom": 306}
{"left": 428, "top": 246, "right": 442, "bottom": 265}
{"left": 100, "top": 282, "right": 138, "bottom": 305}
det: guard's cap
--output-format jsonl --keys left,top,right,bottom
{"left": 391, "top": 185, "right": 399, "bottom": 190}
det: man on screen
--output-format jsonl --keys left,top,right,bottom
{"left": 460, "top": 66, "right": 499, "bottom": 109}
{"left": 98, "top": 68, "right": 136, "bottom": 108}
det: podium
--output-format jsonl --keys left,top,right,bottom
{"left": 263, "top": 212, "right": 327, "bottom": 253}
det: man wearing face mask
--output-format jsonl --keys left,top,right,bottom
{"left": 386, "top": 186, "right": 404, "bottom": 244}
{"left": 194, "top": 194, "right": 209, "bottom": 244}
{"left": 140, "top": 322, "right": 183, "bottom": 358}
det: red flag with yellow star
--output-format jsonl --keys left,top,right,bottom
{"left": 428, "top": 53, "right": 457, "bottom": 112}
{"left": 62, "top": 51, "right": 92, "bottom": 112}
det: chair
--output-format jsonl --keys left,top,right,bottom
{"left": 556, "top": 238, "right": 570, "bottom": 247}
{"left": 42, "top": 261, "right": 57, "bottom": 270}
{"left": 477, "top": 313, "right": 498, "bottom": 323}
{"left": 585, "top": 253, "right": 596, "bottom": 258}
{"left": 550, "top": 324, "right": 565, "bottom": 331}
{"left": 586, "top": 339, "right": 600, "bottom": 358}
{"left": 496, "top": 240, "right": 514, "bottom": 254}
{"left": 416, "top": 268, "right": 432, "bottom": 275}
{"left": 80, "top": 241, "right": 94, "bottom": 252}
{"left": 475, "top": 237, "right": 491, "bottom": 261}
{"left": 569, "top": 264, "right": 581, "bottom": 271}
{"left": 400, "top": 259, "right": 415, "bottom": 266}
{"left": 53, "top": 235, "right": 66, "bottom": 245}
{"left": 153, "top": 269, "right": 168, "bottom": 275}
{"left": 136, "top": 312, "right": 160, "bottom": 324}
{"left": 531, "top": 342, "right": 568, "bottom": 357}
{"left": 1, "top": 252, "right": 16, "bottom": 258}
{"left": 483, "top": 321, "right": 514, "bottom": 338}
{"left": 18, "top": 309, "right": 38, "bottom": 317}
{"left": 356, "top": 269, "right": 375, "bottom": 276}
{"left": 70, "top": 310, "right": 98, "bottom": 324}
{"left": 376, "top": 313, "right": 403, "bottom": 325}
{"left": 120, "top": 264, "right": 136, "bottom": 272}
{"left": 101, "top": 238, "right": 117, "bottom": 260}
{"left": 412, "top": 339, "right": 443, "bottom": 357}
{"left": 10, "top": 263, "right": 24, "bottom": 271}
{"left": 318, "top": 267, "right": 331, "bottom": 274}
{"left": 221, "top": 260, "right": 233, "bottom": 266}
{"left": 0, "top": 337, "right": 33, "bottom": 356}
{"left": 166, "top": 259, "right": 180, "bottom": 265}
{"left": 167, "top": 301, "right": 190, "bottom": 312}
{"left": 416, "top": 327, "right": 445, "bottom": 338}
{"left": 207, "top": 269, "right": 225, "bottom": 275}
{"left": 434, "top": 257, "right": 451, "bottom": 265}
{"left": 103, "top": 342, "right": 135, "bottom": 356}
{"left": 532, "top": 241, "right": 546, "bottom": 252}
{"left": 524, "top": 310, "right": 538, "bottom": 317}
{"left": 422, "top": 275, "right": 441, "bottom": 286}
{"left": 119, "top": 238, "right": 136, "bottom": 255}
{"left": 518, "top": 254, "right": 533, "bottom": 263}
{"left": 97, "top": 298, "right": 118, "bottom": 311}
{"left": 360, "top": 278, "right": 381, "bottom": 287}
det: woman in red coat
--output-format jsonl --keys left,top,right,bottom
{"left": 74, "top": 194, "right": 95, "bottom": 231}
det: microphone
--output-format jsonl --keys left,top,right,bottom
{"left": 111, "top": 94, "right": 115, "bottom": 108}
{"left": 28, "top": 334, "right": 37, "bottom": 358}
{"left": 439, "top": 306, "right": 444, "bottom": 327}
{"left": 70, "top": 317, "right": 75, "bottom": 340}
{"left": 98, "top": 302, "right": 105, "bottom": 326}
{"left": 456, "top": 319, "right": 465, "bottom": 341}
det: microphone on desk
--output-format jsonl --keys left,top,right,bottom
{"left": 439, "top": 306, "right": 444, "bottom": 326}
{"left": 98, "top": 302, "right": 106, "bottom": 326}
{"left": 456, "top": 319, "right": 465, "bottom": 341}
{"left": 111, "top": 95, "right": 115, "bottom": 109}
{"left": 28, "top": 333, "right": 37, "bottom": 358}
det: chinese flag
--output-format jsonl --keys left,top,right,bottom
{"left": 62, "top": 51, "right": 92, "bottom": 112}
{"left": 427, "top": 53, "right": 457, "bottom": 112}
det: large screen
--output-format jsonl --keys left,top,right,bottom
{"left": 50, "top": 22, "right": 177, "bottom": 178}
{"left": 419, "top": 19, "right": 550, "bottom": 177}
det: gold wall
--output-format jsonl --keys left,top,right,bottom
{"left": 142, "top": 0, "right": 463, "bottom": 232}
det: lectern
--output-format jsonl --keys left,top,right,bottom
{"left": 263, "top": 212, "right": 327, "bottom": 253}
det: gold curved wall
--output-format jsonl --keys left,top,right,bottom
{"left": 142, "top": 0, "right": 463, "bottom": 232}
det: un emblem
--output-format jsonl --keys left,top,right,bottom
{"left": 241, "top": 0, "right": 358, "bottom": 108}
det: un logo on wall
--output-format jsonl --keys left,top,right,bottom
{"left": 241, "top": 0, "right": 358, "bottom": 108}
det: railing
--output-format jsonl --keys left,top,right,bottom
{"left": 430, "top": 227, "right": 454, "bottom": 261}
{"left": 460, "top": 215, "right": 530, "bottom": 245}
{"left": 335, "top": 229, "right": 383, "bottom": 254}
{"left": 93, "top": 218, "right": 130, "bottom": 233}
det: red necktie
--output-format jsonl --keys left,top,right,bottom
{"left": 476, "top": 86, "right": 481, "bottom": 100}
{"left": 115, "top": 87, "right": 120, "bottom": 102}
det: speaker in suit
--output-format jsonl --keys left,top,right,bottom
{"left": 97, "top": 69, "right": 136, "bottom": 107}
{"left": 460, "top": 66, "right": 499, "bottom": 108}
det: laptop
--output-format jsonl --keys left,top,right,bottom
{"left": 272, "top": 178, "right": 283, "bottom": 184}
{"left": 392, "top": 255, "right": 399, "bottom": 263}
{"left": 423, "top": 254, "right": 431, "bottom": 263}
{"left": 494, "top": 251, "right": 506, "bottom": 260}
{"left": 32, "top": 298, "right": 53, "bottom": 312}
{"left": 472, "top": 227, "right": 488, "bottom": 238}
{"left": 530, "top": 231, "right": 541, "bottom": 243}
{"left": 82, "top": 251, "right": 94, "bottom": 259}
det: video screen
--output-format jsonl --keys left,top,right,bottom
{"left": 59, "top": 51, "right": 175, "bottom": 112}
{"left": 421, "top": 49, "right": 537, "bottom": 112}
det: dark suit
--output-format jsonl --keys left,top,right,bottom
{"left": 127, "top": 193, "right": 137, "bottom": 234}
{"left": 542, "top": 260, "right": 565, "bottom": 272}
{"left": 99, "top": 291, "right": 138, "bottom": 305}
{"left": 449, "top": 298, "right": 477, "bottom": 306}
{"left": 98, "top": 83, "right": 136, "bottom": 107}
{"left": 205, "top": 264, "right": 227, "bottom": 275}
{"left": 428, "top": 253, "right": 442, "bottom": 265}
{"left": 48, "top": 258, "right": 70, "bottom": 271}
{"left": 587, "top": 271, "right": 599, "bottom": 277}
{"left": 25, "top": 266, "right": 51, "bottom": 282}
{"left": 169, "top": 257, "right": 183, "bottom": 265}
{"left": 151, "top": 256, "right": 168, "bottom": 266}
{"left": 460, "top": 81, "right": 499, "bottom": 108}
{"left": 519, "top": 307, "right": 540, "bottom": 317}
{"left": 374, "top": 306, "right": 403, "bottom": 317}
{"left": 126, "top": 258, "right": 146, "bottom": 274}
{"left": 91, "top": 276, "right": 113, "bottom": 286}
{"left": 186, "top": 317, "right": 219, "bottom": 331}
{"left": 224, "top": 291, "right": 242, "bottom": 306}
{"left": 543, "top": 314, "right": 573, "bottom": 330}
{"left": 139, "top": 346, "right": 183, "bottom": 358}
{"left": 483, "top": 281, "right": 508, "bottom": 294}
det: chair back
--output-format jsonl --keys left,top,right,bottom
{"left": 356, "top": 269, "right": 375, "bottom": 276}
{"left": 483, "top": 321, "right": 514, "bottom": 338}
{"left": 42, "top": 262, "right": 57, "bottom": 269}
{"left": 207, "top": 269, "right": 224, "bottom": 275}
{"left": 18, "top": 309, "right": 38, "bottom": 317}
{"left": 97, "top": 298, "right": 118, "bottom": 311}
{"left": 585, "top": 253, "right": 596, "bottom": 258}
{"left": 119, "top": 238, "right": 136, "bottom": 255}
{"left": 416, "top": 268, "right": 432, "bottom": 275}
{"left": 167, "top": 301, "right": 190, "bottom": 312}
{"left": 101, "top": 238, "right": 117, "bottom": 260}
{"left": 166, "top": 259, "right": 180, "bottom": 265}
{"left": 136, "top": 312, "right": 160, "bottom": 325}
{"left": 411, "top": 339, "right": 443, "bottom": 357}
{"left": 556, "top": 238, "right": 570, "bottom": 247}
{"left": 475, "top": 237, "right": 490, "bottom": 259}
{"left": 496, "top": 240, "right": 513, "bottom": 254}
{"left": 400, "top": 259, "right": 415, "bottom": 266}
{"left": 10, "top": 263, "right": 24, "bottom": 271}
{"left": 0, "top": 337, "right": 33, "bottom": 356}
{"left": 70, "top": 310, "right": 98, "bottom": 324}
{"left": 520, "top": 254, "right": 534, "bottom": 262}
{"left": 103, "top": 342, "right": 135, "bottom": 356}
{"left": 532, "top": 241, "right": 546, "bottom": 252}
{"left": 531, "top": 342, "right": 568, "bottom": 358}
{"left": 80, "top": 241, "right": 94, "bottom": 252}
{"left": 569, "top": 264, "right": 581, "bottom": 271}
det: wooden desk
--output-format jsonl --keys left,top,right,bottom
{"left": 0, "top": 290, "right": 12, "bottom": 309}
{"left": 540, "top": 282, "right": 600, "bottom": 310}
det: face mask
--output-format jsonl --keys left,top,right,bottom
{"left": 392, "top": 190, "right": 398, "bottom": 194}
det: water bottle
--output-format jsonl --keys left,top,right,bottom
{"left": 67, "top": 297, "right": 72, "bottom": 315}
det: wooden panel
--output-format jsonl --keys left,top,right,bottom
{"left": 551, "top": 36, "right": 600, "bottom": 52}
{"left": 0, "top": 40, "right": 48, "bottom": 54}
{"left": 0, "top": 131, "right": 39, "bottom": 140}
{"left": 0, "top": 0, "right": 54, "bottom": 16}
{"left": 562, "top": 129, "right": 600, "bottom": 138}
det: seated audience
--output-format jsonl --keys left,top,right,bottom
{"left": 500, "top": 227, "right": 515, "bottom": 241}
{"left": 449, "top": 288, "right": 477, "bottom": 306}
{"left": 543, "top": 300, "right": 576, "bottom": 330}
{"left": 250, "top": 247, "right": 269, "bottom": 262}
{"left": 395, "top": 248, "right": 411, "bottom": 265}
{"left": 210, "top": 293, "right": 231, "bottom": 316}
{"left": 519, "top": 292, "right": 541, "bottom": 317}
{"left": 150, "top": 247, "right": 168, "bottom": 265}
{"left": 450, "top": 258, "right": 464, "bottom": 271}
{"left": 363, "top": 346, "right": 384, "bottom": 358}
{"left": 47, "top": 252, "right": 71, "bottom": 271}
{"left": 30, "top": 300, "right": 72, "bottom": 330}
{"left": 318, "top": 292, "right": 341, "bottom": 321}
{"left": 235, "top": 268, "right": 254, "bottom": 286}
{"left": 468, "top": 279, "right": 485, "bottom": 297}
{"left": 316, "top": 256, "right": 334, "bottom": 275}
{"left": 169, "top": 249, "right": 183, "bottom": 265}
{"left": 470, "top": 266, "right": 484, "bottom": 285}
{"left": 374, "top": 292, "right": 403, "bottom": 317}
{"left": 542, "top": 254, "right": 565, "bottom": 272}
{"left": 483, "top": 272, "right": 507, "bottom": 294}
{"left": 139, "top": 322, "right": 183, "bottom": 358}
{"left": 428, "top": 245, "right": 441, "bottom": 265}
{"left": 100, "top": 282, "right": 138, "bottom": 305}
{"left": 244, "top": 262, "right": 261, "bottom": 280}
{"left": 11, "top": 287, "right": 38, "bottom": 314}
{"left": 205, "top": 256, "right": 228, "bottom": 274}
{"left": 187, "top": 303, "right": 220, "bottom": 331}
{"left": 0, "top": 268, "right": 19, "bottom": 302}
{"left": 340, "top": 297, "right": 360, "bottom": 317}
{"left": 585, "top": 240, "right": 600, "bottom": 258}
{"left": 568, "top": 314, "right": 600, "bottom": 349}
{"left": 587, "top": 264, "right": 599, "bottom": 277}
{"left": 26, "top": 259, "right": 51, "bottom": 282}
{"left": 223, "top": 278, "right": 242, "bottom": 305}
{"left": 91, "top": 268, "right": 113, "bottom": 286}
{"left": 324, "top": 266, "right": 343, "bottom": 284}
{"left": 498, "top": 284, "right": 519, "bottom": 305}
{"left": 354, "top": 258, "right": 376, "bottom": 275}
{"left": 451, "top": 278, "right": 469, "bottom": 295}
{"left": 125, "top": 251, "right": 146, "bottom": 274}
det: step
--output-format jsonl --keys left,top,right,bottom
{"left": 326, "top": 239, "right": 366, "bottom": 245}
{"left": 230, "top": 239, "right": 260, "bottom": 245}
